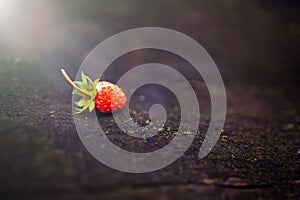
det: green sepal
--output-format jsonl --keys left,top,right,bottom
{"left": 75, "top": 102, "right": 90, "bottom": 114}
{"left": 72, "top": 89, "right": 85, "bottom": 97}
{"left": 74, "top": 81, "right": 90, "bottom": 91}
{"left": 81, "top": 72, "right": 88, "bottom": 85}
{"left": 72, "top": 71, "right": 99, "bottom": 114}
{"left": 88, "top": 102, "right": 95, "bottom": 112}
{"left": 92, "top": 79, "right": 99, "bottom": 89}
{"left": 75, "top": 98, "right": 88, "bottom": 107}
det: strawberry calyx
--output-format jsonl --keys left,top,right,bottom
{"left": 61, "top": 69, "right": 99, "bottom": 114}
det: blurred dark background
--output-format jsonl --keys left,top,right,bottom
{"left": 1, "top": 0, "right": 300, "bottom": 114}
{"left": 1, "top": 0, "right": 299, "bottom": 84}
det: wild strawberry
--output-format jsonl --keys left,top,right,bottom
{"left": 94, "top": 81, "right": 126, "bottom": 113}
{"left": 61, "top": 69, "right": 126, "bottom": 113}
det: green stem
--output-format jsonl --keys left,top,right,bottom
{"left": 60, "top": 69, "right": 92, "bottom": 98}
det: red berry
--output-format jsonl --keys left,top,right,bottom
{"left": 61, "top": 69, "right": 126, "bottom": 114}
{"left": 94, "top": 81, "right": 126, "bottom": 113}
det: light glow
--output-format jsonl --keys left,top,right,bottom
{"left": 0, "top": 0, "right": 65, "bottom": 54}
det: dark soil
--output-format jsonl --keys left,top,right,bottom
{"left": 0, "top": 59, "right": 299, "bottom": 200}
